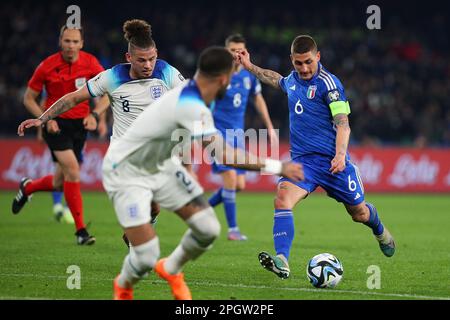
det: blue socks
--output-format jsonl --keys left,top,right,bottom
{"left": 208, "top": 188, "right": 223, "bottom": 207}
{"left": 209, "top": 188, "right": 239, "bottom": 230}
{"left": 270, "top": 204, "right": 383, "bottom": 261}
{"left": 273, "top": 209, "right": 295, "bottom": 259}
{"left": 52, "top": 191, "right": 63, "bottom": 205}
{"left": 364, "top": 202, "right": 384, "bottom": 236}
{"left": 222, "top": 189, "right": 237, "bottom": 229}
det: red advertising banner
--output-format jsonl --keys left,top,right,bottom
{"left": 1, "top": 138, "right": 449, "bottom": 192}
{"left": 1, "top": 139, "right": 107, "bottom": 191}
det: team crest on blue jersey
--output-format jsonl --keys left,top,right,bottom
{"left": 243, "top": 77, "right": 251, "bottom": 90}
{"left": 150, "top": 85, "right": 163, "bottom": 99}
{"left": 307, "top": 85, "right": 317, "bottom": 99}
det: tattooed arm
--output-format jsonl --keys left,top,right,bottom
{"left": 247, "top": 64, "right": 282, "bottom": 89}
{"left": 39, "top": 86, "right": 91, "bottom": 122}
{"left": 235, "top": 50, "right": 282, "bottom": 89}
{"left": 330, "top": 113, "right": 351, "bottom": 174}
{"left": 17, "top": 86, "right": 91, "bottom": 136}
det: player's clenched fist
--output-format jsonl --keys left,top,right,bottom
{"left": 329, "top": 155, "right": 346, "bottom": 174}
{"left": 234, "top": 49, "right": 252, "bottom": 69}
{"left": 46, "top": 119, "right": 60, "bottom": 135}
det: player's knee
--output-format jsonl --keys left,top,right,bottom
{"left": 222, "top": 171, "right": 238, "bottom": 190}
{"left": 59, "top": 160, "right": 80, "bottom": 182}
{"left": 130, "top": 237, "right": 160, "bottom": 272}
{"left": 180, "top": 208, "right": 220, "bottom": 260}
{"left": 186, "top": 207, "right": 221, "bottom": 246}
{"left": 197, "top": 210, "right": 221, "bottom": 243}
{"left": 348, "top": 205, "right": 369, "bottom": 223}
{"left": 274, "top": 194, "right": 292, "bottom": 210}
{"left": 63, "top": 168, "right": 80, "bottom": 182}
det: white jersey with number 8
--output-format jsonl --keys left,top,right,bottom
{"left": 87, "top": 60, "right": 185, "bottom": 141}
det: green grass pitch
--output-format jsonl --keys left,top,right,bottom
{"left": 0, "top": 191, "right": 449, "bottom": 300}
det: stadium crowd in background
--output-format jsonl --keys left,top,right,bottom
{"left": 1, "top": 0, "right": 449, "bottom": 146}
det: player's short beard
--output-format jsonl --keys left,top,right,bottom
{"left": 215, "top": 84, "right": 227, "bottom": 100}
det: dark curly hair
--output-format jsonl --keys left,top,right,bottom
{"left": 123, "top": 19, "right": 155, "bottom": 50}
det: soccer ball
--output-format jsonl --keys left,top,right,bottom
{"left": 306, "top": 253, "right": 343, "bottom": 288}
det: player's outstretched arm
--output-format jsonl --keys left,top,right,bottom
{"left": 235, "top": 50, "right": 282, "bottom": 89}
{"left": 203, "top": 134, "right": 304, "bottom": 182}
{"left": 330, "top": 113, "right": 351, "bottom": 174}
{"left": 17, "top": 85, "right": 91, "bottom": 136}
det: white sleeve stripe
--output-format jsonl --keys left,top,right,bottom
{"left": 319, "top": 70, "right": 337, "bottom": 90}
{"left": 318, "top": 74, "right": 331, "bottom": 91}
{"left": 319, "top": 71, "right": 333, "bottom": 90}
{"left": 350, "top": 162, "right": 365, "bottom": 193}
{"left": 321, "top": 70, "right": 337, "bottom": 88}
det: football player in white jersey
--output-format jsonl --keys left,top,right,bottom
{"left": 19, "top": 19, "right": 185, "bottom": 233}
{"left": 85, "top": 19, "right": 186, "bottom": 231}
{"left": 83, "top": 19, "right": 186, "bottom": 142}
{"left": 18, "top": 47, "right": 304, "bottom": 300}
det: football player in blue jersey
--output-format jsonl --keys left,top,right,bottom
{"left": 208, "top": 34, "right": 278, "bottom": 241}
{"left": 236, "top": 35, "right": 395, "bottom": 278}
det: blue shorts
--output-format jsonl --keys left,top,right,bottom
{"left": 279, "top": 155, "right": 365, "bottom": 206}
{"left": 211, "top": 162, "right": 246, "bottom": 175}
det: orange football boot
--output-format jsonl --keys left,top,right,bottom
{"left": 155, "top": 258, "right": 192, "bottom": 300}
{"left": 113, "top": 275, "right": 133, "bottom": 300}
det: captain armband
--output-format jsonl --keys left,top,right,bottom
{"left": 329, "top": 101, "right": 351, "bottom": 117}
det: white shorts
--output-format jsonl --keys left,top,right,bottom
{"left": 102, "top": 157, "right": 204, "bottom": 228}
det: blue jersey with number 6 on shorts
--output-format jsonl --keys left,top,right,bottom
{"left": 280, "top": 154, "right": 365, "bottom": 205}
{"left": 278, "top": 63, "right": 365, "bottom": 205}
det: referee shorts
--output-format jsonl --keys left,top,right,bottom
{"left": 42, "top": 117, "right": 87, "bottom": 163}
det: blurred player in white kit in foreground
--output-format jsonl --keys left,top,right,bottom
{"left": 20, "top": 46, "right": 304, "bottom": 300}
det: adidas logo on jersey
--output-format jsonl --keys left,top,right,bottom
{"left": 289, "top": 85, "right": 296, "bottom": 91}
{"left": 354, "top": 192, "right": 361, "bottom": 200}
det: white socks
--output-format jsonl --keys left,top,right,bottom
{"left": 164, "top": 207, "right": 220, "bottom": 275}
{"left": 118, "top": 237, "right": 160, "bottom": 287}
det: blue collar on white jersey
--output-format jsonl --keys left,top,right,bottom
{"left": 186, "top": 79, "right": 217, "bottom": 110}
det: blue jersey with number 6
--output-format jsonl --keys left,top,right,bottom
{"left": 279, "top": 62, "right": 351, "bottom": 160}
{"left": 279, "top": 63, "right": 364, "bottom": 205}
